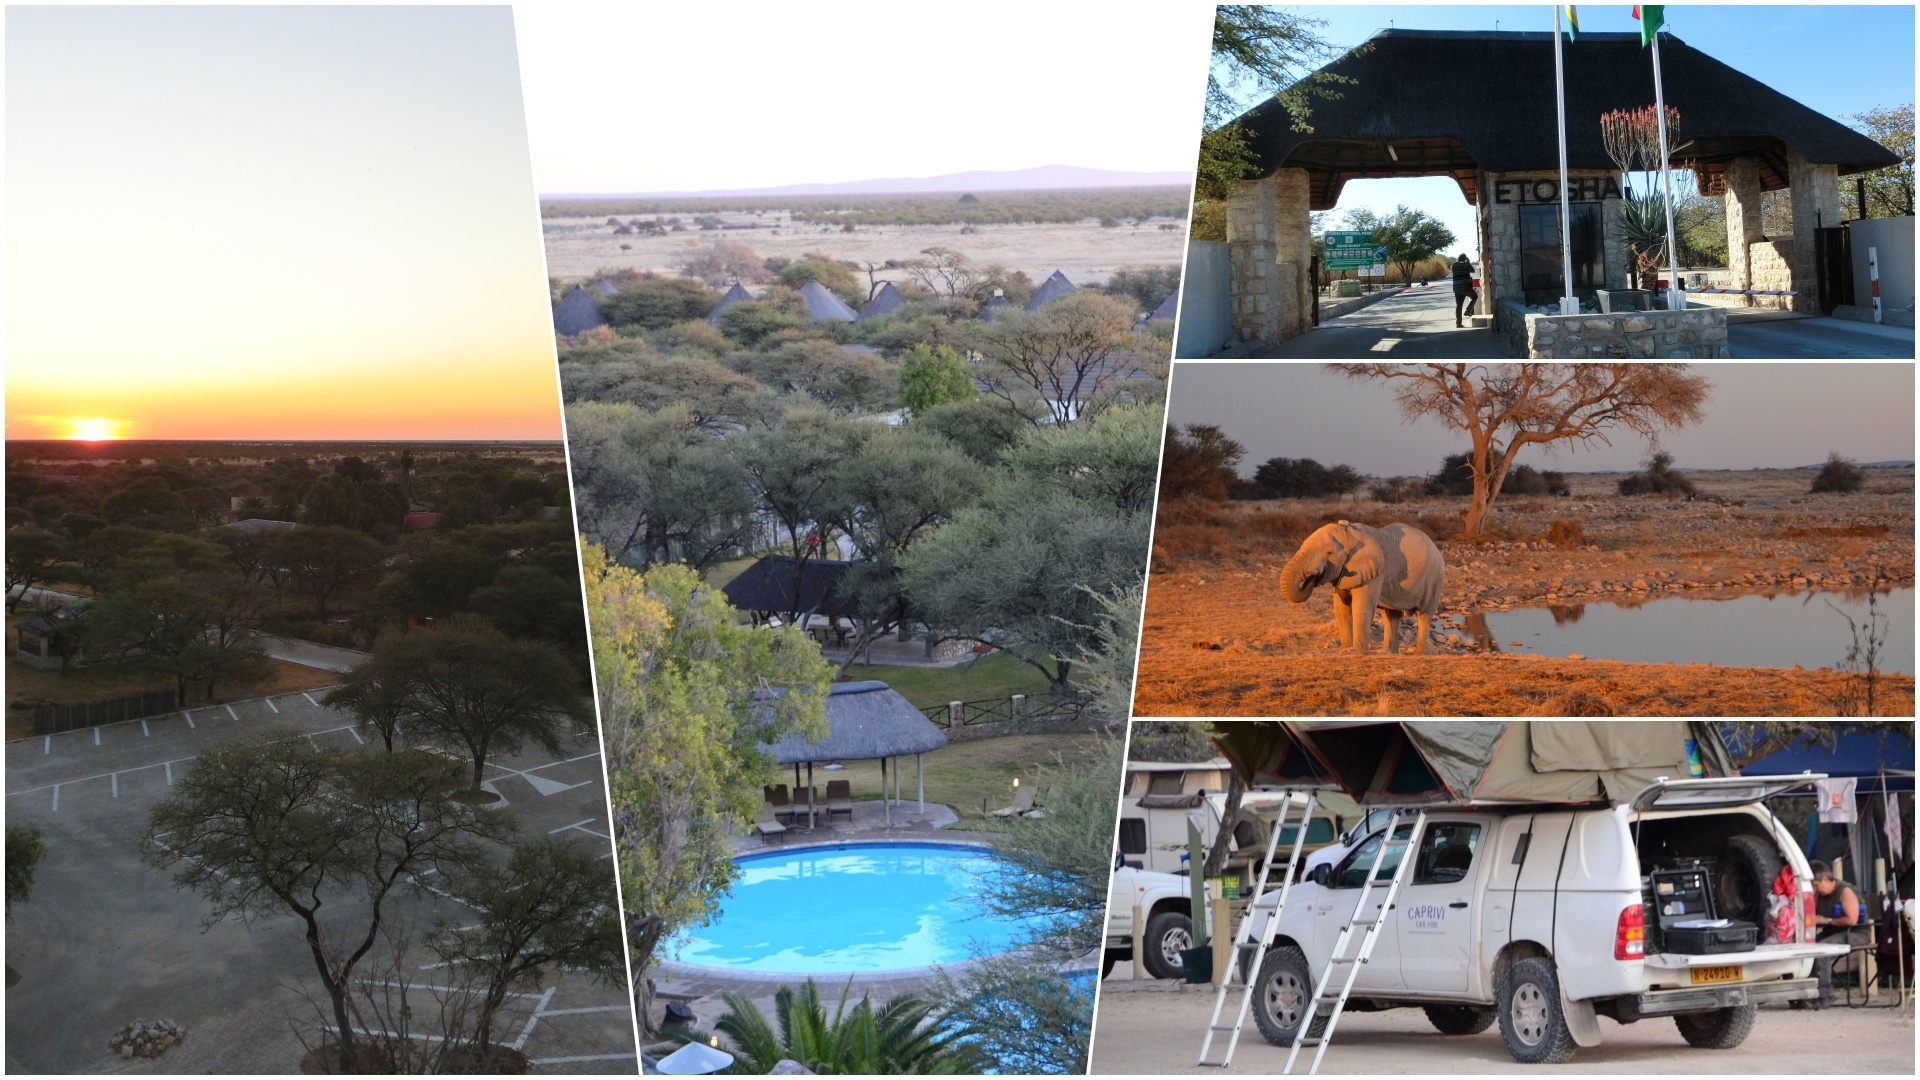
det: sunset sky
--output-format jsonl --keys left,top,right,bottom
{"left": 6, "top": 6, "right": 561, "bottom": 441}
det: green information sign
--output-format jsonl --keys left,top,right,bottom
{"left": 1324, "top": 230, "right": 1387, "bottom": 271}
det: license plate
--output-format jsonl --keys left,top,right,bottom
{"left": 1691, "top": 965, "right": 1744, "bottom": 985}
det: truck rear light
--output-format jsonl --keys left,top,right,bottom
{"left": 1803, "top": 887, "right": 1816, "bottom": 943}
{"left": 1615, "top": 903, "right": 1645, "bottom": 960}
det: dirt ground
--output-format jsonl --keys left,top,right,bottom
{"left": 1088, "top": 982, "right": 1917, "bottom": 1074}
{"left": 541, "top": 213, "right": 1185, "bottom": 286}
{"left": 1136, "top": 469, "right": 1915, "bottom": 717}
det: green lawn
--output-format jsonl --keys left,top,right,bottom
{"left": 812, "top": 731, "right": 1110, "bottom": 829}
{"left": 846, "top": 652, "right": 1051, "bottom": 711}
{"left": 701, "top": 556, "right": 759, "bottom": 592}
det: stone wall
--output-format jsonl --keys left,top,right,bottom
{"left": 1225, "top": 170, "right": 1312, "bottom": 345}
{"left": 1518, "top": 305, "right": 1730, "bottom": 358}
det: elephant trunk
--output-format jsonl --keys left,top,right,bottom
{"left": 1278, "top": 547, "right": 1318, "bottom": 604}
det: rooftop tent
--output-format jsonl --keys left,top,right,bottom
{"left": 856, "top": 281, "right": 907, "bottom": 322}
{"left": 706, "top": 281, "right": 752, "bottom": 323}
{"left": 798, "top": 280, "right": 858, "bottom": 323}
{"left": 1232, "top": 29, "right": 1902, "bottom": 209}
{"left": 1212, "top": 722, "right": 1342, "bottom": 790}
{"left": 1147, "top": 290, "right": 1177, "bottom": 323}
{"left": 1025, "top": 270, "right": 1078, "bottom": 311}
{"left": 552, "top": 285, "right": 607, "bottom": 335}
{"left": 1216, "top": 721, "right": 1736, "bottom": 806}
{"left": 759, "top": 681, "right": 948, "bottom": 765}
{"left": 1733, "top": 726, "right": 1915, "bottom": 795}
{"left": 720, "top": 555, "right": 862, "bottom": 621}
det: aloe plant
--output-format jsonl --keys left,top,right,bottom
{"left": 1620, "top": 194, "right": 1670, "bottom": 290}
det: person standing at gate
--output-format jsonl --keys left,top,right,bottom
{"left": 1452, "top": 253, "right": 1478, "bottom": 327}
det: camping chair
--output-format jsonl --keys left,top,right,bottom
{"left": 826, "top": 780, "right": 854, "bottom": 822}
{"left": 765, "top": 784, "right": 793, "bottom": 822}
{"left": 1841, "top": 894, "right": 1883, "bottom": 1006}
{"left": 989, "top": 786, "right": 1036, "bottom": 818}
{"left": 754, "top": 803, "right": 787, "bottom": 844}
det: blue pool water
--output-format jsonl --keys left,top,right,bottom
{"left": 676, "top": 843, "right": 1036, "bottom": 974}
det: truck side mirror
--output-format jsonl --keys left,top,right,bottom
{"left": 1310, "top": 863, "right": 1333, "bottom": 887}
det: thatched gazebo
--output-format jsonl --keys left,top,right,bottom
{"left": 552, "top": 284, "right": 607, "bottom": 335}
{"left": 856, "top": 281, "right": 907, "bottom": 322}
{"left": 707, "top": 281, "right": 752, "bottom": 324}
{"left": 798, "top": 280, "right": 858, "bottom": 323}
{"left": 1024, "top": 269, "right": 1078, "bottom": 311}
{"left": 761, "top": 681, "right": 948, "bottom": 827}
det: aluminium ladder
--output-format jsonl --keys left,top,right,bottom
{"left": 1196, "top": 790, "right": 1322, "bottom": 1068}
{"left": 1281, "top": 808, "right": 1428, "bottom": 1076}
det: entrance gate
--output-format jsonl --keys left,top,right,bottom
{"left": 1815, "top": 226, "right": 1853, "bottom": 316}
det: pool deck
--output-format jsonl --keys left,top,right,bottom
{"left": 729, "top": 795, "right": 965, "bottom": 853}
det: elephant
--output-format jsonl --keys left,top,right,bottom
{"left": 1279, "top": 521, "right": 1445, "bottom": 655}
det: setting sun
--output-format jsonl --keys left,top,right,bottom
{"left": 63, "top": 417, "right": 125, "bottom": 441}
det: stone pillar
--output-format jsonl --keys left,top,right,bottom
{"left": 1226, "top": 169, "right": 1312, "bottom": 345}
{"left": 1722, "top": 156, "right": 1765, "bottom": 302}
{"left": 1787, "top": 148, "right": 1842, "bottom": 314}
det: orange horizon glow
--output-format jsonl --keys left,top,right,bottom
{"left": 61, "top": 417, "right": 129, "bottom": 441}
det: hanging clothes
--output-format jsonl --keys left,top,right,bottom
{"left": 1885, "top": 790, "right": 1904, "bottom": 863}
{"left": 1817, "top": 777, "right": 1859, "bottom": 824}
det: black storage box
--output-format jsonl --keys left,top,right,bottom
{"left": 1665, "top": 921, "right": 1758, "bottom": 955}
{"left": 1650, "top": 867, "right": 1715, "bottom": 924}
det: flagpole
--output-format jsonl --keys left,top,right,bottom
{"left": 1554, "top": 7, "right": 1576, "bottom": 315}
{"left": 1650, "top": 29, "right": 1685, "bottom": 309}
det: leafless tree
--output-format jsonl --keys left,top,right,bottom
{"left": 1331, "top": 364, "right": 1710, "bottom": 534}
{"left": 903, "top": 247, "right": 986, "bottom": 298}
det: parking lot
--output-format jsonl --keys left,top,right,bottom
{"left": 4, "top": 691, "right": 637, "bottom": 1073}
{"left": 1089, "top": 980, "right": 1917, "bottom": 1074}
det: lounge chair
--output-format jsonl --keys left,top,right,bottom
{"left": 765, "top": 784, "right": 793, "bottom": 822}
{"left": 826, "top": 780, "right": 854, "bottom": 822}
{"left": 755, "top": 803, "right": 787, "bottom": 843}
{"left": 989, "top": 786, "right": 1036, "bottom": 818}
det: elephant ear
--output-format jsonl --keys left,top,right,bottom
{"left": 1336, "top": 526, "right": 1383, "bottom": 585}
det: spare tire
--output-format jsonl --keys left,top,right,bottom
{"left": 1714, "top": 833, "right": 1784, "bottom": 925}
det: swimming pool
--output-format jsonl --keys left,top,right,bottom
{"left": 675, "top": 842, "right": 1037, "bottom": 974}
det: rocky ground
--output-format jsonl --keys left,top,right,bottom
{"left": 1135, "top": 469, "right": 1914, "bottom": 717}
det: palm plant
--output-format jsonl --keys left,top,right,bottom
{"left": 673, "top": 977, "right": 981, "bottom": 1075}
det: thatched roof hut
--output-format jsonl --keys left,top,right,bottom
{"left": 590, "top": 278, "right": 620, "bottom": 297}
{"left": 553, "top": 285, "right": 607, "bottom": 335}
{"left": 760, "top": 681, "right": 947, "bottom": 765}
{"left": 856, "top": 281, "right": 907, "bottom": 322}
{"left": 799, "top": 280, "right": 859, "bottom": 323}
{"left": 707, "top": 281, "right": 752, "bottom": 324}
{"left": 1025, "top": 270, "right": 1078, "bottom": 311}
{"left": 1231, "top": 29, "right": 1901, "bottom": 208}
{"left": 721, "top": 556, "right": 861, "bottom": 621}
{"left": 980, "top": 289, "right": 1012, "bottom": 321}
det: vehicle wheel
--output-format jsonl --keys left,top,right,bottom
{"left": 1674, "top": 1004, "right": 1757, "bottom": 1049}
{"left": 1715, "top": 834, "right": 1783, "bottom": 925}
{"left": 1249, "top": 946, "right": 1327, "bottom": 1048}
{"left": 1424, "top": 1004, "right": 1496, "bottom": 1035}
{"left": 1101, "top": 950, "right": 1123, "bottom": 979}
{"left": 1496, "top": 957, "right": 1579, "bottom": 1064}
{"left": 1141, "top": 911, "right": 1193, "bottom": 980}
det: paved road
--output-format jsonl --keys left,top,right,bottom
{"left": 1725, "top": 310, "right": 1916, "bottom": 358}
{"left": 1253, "top": 286, "right": 1509, "bottom": 358}
{"left": 256, "top": 634, "right": 370, "bottom": 672}
{"left": 5, "top": 692, "right": 634, "bottom": 1072}
{"left": 1090, "top": 981, "right": 1915, "bottom": 1074}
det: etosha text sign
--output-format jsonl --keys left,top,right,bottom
{"left": 1493, "top": 176, "right": 1625, "bottom": 205}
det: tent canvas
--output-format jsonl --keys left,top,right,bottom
{"left": 1736, "top": 727, "right": 1915, "bottom": 795}
{"left": 1215, "top": 721, "right": 1736, "bottom": 806}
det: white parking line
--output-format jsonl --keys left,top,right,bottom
{"left": 93, "top": 728, "right": 101, "bottom": 746}
{"left": 535, "top": 1005, "right": 630, "bottom": 1017}
{"left": 226, "top": 705, "right": 239, "bottom": 722}
{"left": 43, "top": 736, "right": 50, "bottom": 755}
{"left": 509, "top": 986, "right": 559, "bottom": 1050}
{"left": 303, "top": 693, "right": 318, "bottom": 706}
{"left": 184, "top": 711, "right": 195, "bottom": 728}
{"left": 111, "top": 773, "right": 118, "bottom": 798}
{"left": 529, "top": 1053, "right": 639, "bottom": 1066}
{"left": 50, "top": 785, "right": 58, "bottom": 812}
{"left": 266, "top": 696, "right": 280, "bottom": 713}
{"left": 165, "top": 762, "right": 173, "bottom": 786}
{"left": 549, "top": 819, "right": 597, "bottom": 834}
{"left": 348, "top": 726, "right": 364, "bottom": 745}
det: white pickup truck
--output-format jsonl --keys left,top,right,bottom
{"left": 1241, "top": 776, "right": 1847, "bottom": 1063}
{"left": 1105, "top": 860, "right": 1196, "bottom": 980}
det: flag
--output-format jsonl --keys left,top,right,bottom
{"left": 1634, "top": 4, "right": 1666, "bottom": 47}
{"left": 1564, "top": 6, "right": 1580, "bottom": 40}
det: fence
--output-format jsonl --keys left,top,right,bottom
{"left": 920, "top": 690, "right": 1093, "bottom": 730}
{"left": 26, "top": 688, "right": 181, "bottom": 736}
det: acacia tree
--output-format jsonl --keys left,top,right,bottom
{"left": 1332, "top": 363, "right": 1710, "bottom": 534}
{"left": 1848, "top": 104, "right": 1914, "bottom": 217}
{"left": 971, "top": 292, "right": 1149, "bottom": 424}
{"left": 736, "top": 409, "right": 863, "bottom": 624}
{"left": 583, "top": 543, "right": 830, "bottom": 1036}
{"left": 1373, "top": 205, "right": 1457, "bottom": 284}
{"left": 4, "top": 528, "right": 66, "bottom": 613}
{"left": 143, "top": 739, "right": 512, "bottom": 1071}
{"left": 434, "top": 836, "right": 624, "bottom": 1060}
{"left": 565, "top": 402, "right": 757, "bottom": 570}
{"left": 268, "top": 525, "right": 385, "bottom": 620}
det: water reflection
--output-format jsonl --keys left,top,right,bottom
{"left": 1461, "top": 588, "right": 1914, "bottom": 674}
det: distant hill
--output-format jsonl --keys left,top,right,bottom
{"left": 543, "top": 164, "right": 1192, "bottom": 200}
{"left": 1796, "top": 460, "right": 1914, "bottom": 469}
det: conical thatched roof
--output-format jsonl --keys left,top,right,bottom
{"left": 856, "top": 281, "right": 907, "bottom": 322}
{"left": 980, "top": 291, "right": 1011, "bottom": 321}
{"left": 590, "top": 278, "right": 619, "bottom": 297}
{"left": 706, "top": 281, "right": 752, "bottom": 324}
{"left": 1232, "top": 29, "right": 1901, "bottom": 208}
{"left": 760, "top": 681, "right": 948, "bottom": 764}
{"left": 1147, "top": 290, "right": 1177, "bottom": 323}
{"left": 1024, "top": 270, "right": 1077, "bottom": 311}
{"left": 799, "top": 280, "right": 859, "bottom": 323}
{"left": 553, "top": 285, "right": 607, "bottom": 335}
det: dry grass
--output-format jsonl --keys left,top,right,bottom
{"left": 5, "top": 657, "right": 342, "bottom": 740}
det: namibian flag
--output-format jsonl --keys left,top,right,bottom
{"left": 1634, "top": 4, "right": 1666, "bottom": 47}
{"left": 1564, "top": 6, "right": 1580, "bottom": 40}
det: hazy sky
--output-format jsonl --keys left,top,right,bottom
{"left": 1167, "top": 363, "right": 1917, "bottom": 475}
{"left": 1218, "top": 5, "right": 1916, "bottom": 264}
{"left": 6, "top": 6, "right": 562, "bottom": 441}
{"left": 513, "top": 4, "right": 1214, "bottom": 194}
